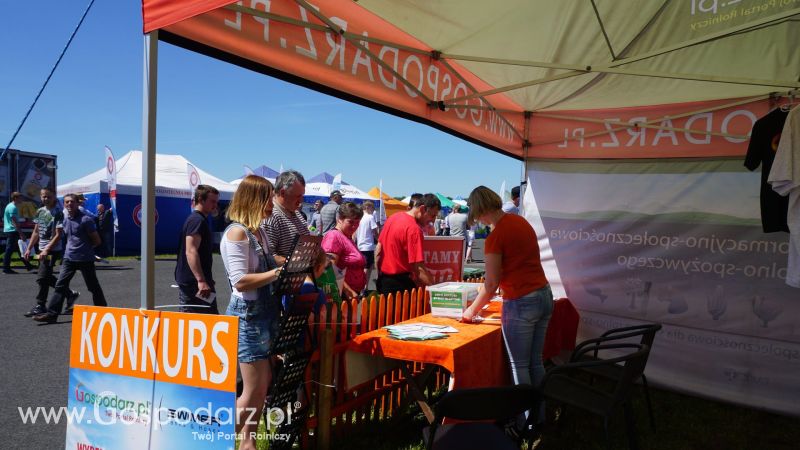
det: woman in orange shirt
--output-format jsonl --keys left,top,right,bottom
{"left": 462, "top": 186, "right": 553, "bottom": 404}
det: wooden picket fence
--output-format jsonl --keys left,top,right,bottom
{"left": 300, "top": 278, "right": 483, "bottom": 449}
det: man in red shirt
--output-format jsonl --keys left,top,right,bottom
{"left": 376, "top": 193, "right": 440, "bottom": 296}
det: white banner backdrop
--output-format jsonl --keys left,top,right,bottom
{"left": 526, "top": 159, "right": 799, "bottom": 416}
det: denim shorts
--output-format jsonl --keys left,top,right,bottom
{"left": 226, "top": 295, "right": 279, "bottom": 363}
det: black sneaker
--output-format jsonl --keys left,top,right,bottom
{"left": 33, "top": 312, "right": 58, "bottom": 324}
{"left": 24, "top": 305, "right": 47, "bottom": 317}
{"left": 64, "top": 291, "right": 80, "bottom": 314}
{"left": 3, "top": 269, "right": 17, "bottom": 274}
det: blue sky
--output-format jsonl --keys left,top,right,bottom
{"left": 0, "top": 1, "right": 522, "bottom": 199}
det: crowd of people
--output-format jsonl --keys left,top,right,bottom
{"left": 4, "top": 172, "right": 542, "bottom": 445}
{"left": 0, "top": 189, "right": 114, "bottom": 322}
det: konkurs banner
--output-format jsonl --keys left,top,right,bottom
{"left": 66, "top": 306, "right": 238, "bottom": 449}
{"left": 526, "top": 159, "right": 800, "bottom": 415}
{"left": 423, "top": 236, "right": 465, "bottom": 284}
{"left": 157, "top": 0, "right": 524, "bottom": 156}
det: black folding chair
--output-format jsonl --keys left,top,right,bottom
{"left": 570, "top": 323, "right": 661, "bottom": 429}
{"left": 541, "top": 343, "right": 650, "bottom": 450}
{"left": 423, "top": 385, "right": 539, "bottom": 450}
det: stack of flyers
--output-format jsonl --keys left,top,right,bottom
{"left": 383, "top": 323, "right": 459, "bottom": 341}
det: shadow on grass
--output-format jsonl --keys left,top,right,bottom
{"left": 328, "top": 384, "right": 799, "bottom": 450}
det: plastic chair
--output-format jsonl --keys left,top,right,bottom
{"left": 541, "top": 343, "right": 650, "bottom": 450}
{"left": 570, "top": 323, "right": 661, "bottom": 429}
{"left": 423, "top": 385, "right": 539, "bottom": 450}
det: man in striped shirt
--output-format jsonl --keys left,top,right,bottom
{"left": 264, "top": 170, "right": 309, "bottom": 265}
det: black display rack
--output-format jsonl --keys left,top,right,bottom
{"left": 263, "top": 234, "right": 322, "bottom": 449}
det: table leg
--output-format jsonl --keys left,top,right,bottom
{"left": 399, "top": 363, "right": 437, "bottom": 424}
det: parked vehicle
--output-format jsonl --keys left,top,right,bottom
{"left": 1, "top": 149, "right": 58, "bottom": 243}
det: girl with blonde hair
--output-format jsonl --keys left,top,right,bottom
{"left": 222, "top": 175, "right": 284, "bottom": 450}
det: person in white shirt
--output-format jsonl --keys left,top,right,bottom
{"left": 502, "top": 185, "right": 520, "bottom": 214}
{"left": 355, "top": 200, "right": 380, "bottom": 288}
{"left": 221, "top": 175, "right": 284, "bottom": 450}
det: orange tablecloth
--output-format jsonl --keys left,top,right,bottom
{"left": 347, "top": 298, "right": 579, "bottom": 390}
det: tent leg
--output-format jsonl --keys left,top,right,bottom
{"left": 141, "top": 31, "right": 158, "bottom": 310}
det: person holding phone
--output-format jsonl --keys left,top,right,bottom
{"left": 175, "top": 184, "right": 220, "bottom": 314}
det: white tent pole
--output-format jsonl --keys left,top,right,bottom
{"left": 141, "top": 31, "right": 158, "bottom": 310}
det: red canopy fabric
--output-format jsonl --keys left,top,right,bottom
{"left": 142, "top": 0, "right": 235, "bottom": 33}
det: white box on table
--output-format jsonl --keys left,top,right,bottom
{"left": 428, "top": 282, "right": 480, "bottom": 319}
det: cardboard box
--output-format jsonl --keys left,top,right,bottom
{"left": 429, "top": 282, "right": 480, "bottom": 319}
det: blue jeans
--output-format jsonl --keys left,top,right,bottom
{"left": 501, "top": 285, "right": 553, "bottom": 386}
{"left": 3, "top": 231, "right": 32, "bottom": 271}
{"left": 226, "top": 294, "right": 279, "bottom": 363}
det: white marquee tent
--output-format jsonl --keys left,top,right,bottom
{"left": 58, "top": 150, "right": 236, "bottom": 254}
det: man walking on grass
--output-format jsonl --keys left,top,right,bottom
{"left": 34, "top": 193, "right": 107, "bottom": 323}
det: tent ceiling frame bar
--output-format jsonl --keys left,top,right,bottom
{"left": 522, "top": 111, "right": 531, "bottom": 181}
{"left": 292, "top": 0, "right": 431, "bottom": 102}
{"left": 444, "top": 6, "right": 799, "bottom": 105}
{"left": 442, "top": 54, "right": 798, "bottom": 104}
{"left": 616, "top": 0, "right": 671, "bottom": 61}
{"left": 534, "top": 0, "right": 671, "bottom": 112}
{"left": 224, "top": 4, "right": 430, "bottom": 56}
{"left": 533, "top": 95, "right": 767, "bottom": 146}
{"left": 441, "top": 53, "right": 798, "bottom": 89}
{"left": 436, "top": 57, "right": 525, "bottom": 142}
{"left": 226, "top": 3, "right": 523, "bottom": 142}
{"left": 442, "top": 54, "right": 800, "bottom": 88}
{"left": 440, "top": 103, "right": 521, "bottom": 114}
{"left": 590, "top": 0, "right": 616, "bottom": 60}
{"left": 447, "top": 70, "right": 587, "bottom": 103}
{"left": 609, "top": 7, "right": 800, "bottom": 68}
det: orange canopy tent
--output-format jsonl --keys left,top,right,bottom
{"left": 367, "top": 186, "right": 407, "bottom": 218}
{"left": 138, "top": 0, "right": 800, "bottom": 416}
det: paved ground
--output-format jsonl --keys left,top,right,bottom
{"left": 0, "top": 256, "right": 232, "bottom": 447}
{"left": 0, "top": 255, "right": 485, "bottom": 447}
